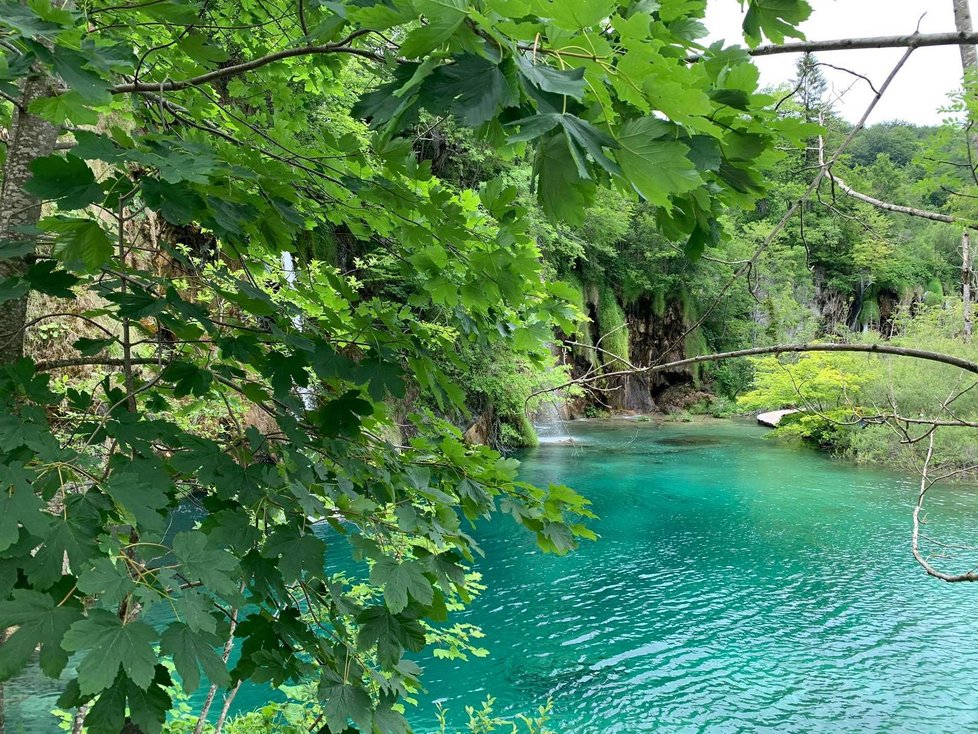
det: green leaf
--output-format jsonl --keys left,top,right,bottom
{"left": 176, "top": 33, "right": 230, "bottom": 67}
{"left": 0, "top": 1, "right": 63, "bottom": 37}
{"left": 172, "top": 531, "right": 240, "bottom": 597}
{"left": 615, "top": 117, "right": 700, "bottom": 207}
{"left": 174, "top": 589, "right": 218, "bottom": 634}
{"left": 560, "top": 114, "right": 621, "bottom": 176}
{"left": 422, "top": 55, "right": 515, "bottom": 126}
{"left": 71, "top": 130, "right": 127, "bottom": 163}
{"left": 82, "top": 669, "right": 172, "bottom": 734}
{"left": 262, "top": 527, "right": 326, "bottom": 583}
{"left": 24, "top": 260, "right": 79, "bottom": 298}
{"left": 41, "top": 216, "right": 113, "bottom": 272}
{"left": 369, "top": 558, "right": 433, "bottom": 614}
{"left": 82, "top": 673, "right": 128, "bottom": 734}
{"left": 0, "top": 590, "right": 83, "bottom": 680}
{"left": 506, "top": 113, "right": 560, "bottom": 143}
{"left": 533, "top": 132, "right": 594, "bottom": 224}
{"left": 372, "top": 704, "right": 411, "bottom": 734}
{"left": 160, "top": 622, "right": 230, "bottom": 693}
{"left": 742, "top": 0, "right": 811, "bottom": 46}
{"left": 123, "top": 673, "right": 172, "bottom": 734}
{"left": 0, "top": 277, "right": 29, "bottom": 305}
{"left": 531, "top": 0, "right": 609, "bottom": 29}
{"left": 28, "top": 493, "right": 102, "bottom": 589}
{"left": 163, "top": 360, "right": 213, "bottom": 398}
{"left": 62, "top": 609, "right": 158, "bottom": 694}
{"left": 24, "top": 155, "right": 103, "bottom": 210}
{"left": 398, "top": 0, "right": 467, "bottom": 57}
{"left": 77, "top": 559, "right": 135, "bottom": 607}
{"left": 73, "top": 336, "right": 116, "bottom": 356}
{"left": 0, "top": 463, "right": 49, "bottom": 551}
{"left": 29, "top": 91, "right": 100, "bottom": 126}
{"left": 0, "top": 239, "right": 37, "bottom": 259}
{"left": 48, "top": 45, "right": 112, "bottom": 103}
{"left": 709, "top": 88, "right": 752, "bottom": 110}
{"left": 104, "top": 287, "right": 165, "bottom": 319}
{"left": 141, "top": 178, "right": 205, "bottom": 225}
{"left": 319, "top": 681, "right": 373, "bottom": 733}
{"left": 357, "top": 605, "right": 426, "bottom": 667}
{"left": 517, "top": 56, "right": 586, "bottom": 100}
{"left": 104, "top": 456, "right": 173, "bottom": 534}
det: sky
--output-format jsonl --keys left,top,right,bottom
{"left": 704, "top": 0, "right": 968, "bottom": 125}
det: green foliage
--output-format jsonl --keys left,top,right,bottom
{"left": 738, "top": 353, "right": 872, "bottom": 413}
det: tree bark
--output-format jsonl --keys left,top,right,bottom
{"left": 0, "top": 70, "right": 61, "bottom": 365}
{"left": 0, "top": 58, "right": 63, "bottom": 734}
{"left": 954, "top": 0, "right": 978, "bottom": 71}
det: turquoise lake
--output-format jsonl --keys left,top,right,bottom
{"left": 407, "top": 419, "right": 978, "bottom": 733}
{"left": 8, "top": 419, "right": 978, "bottom": 732}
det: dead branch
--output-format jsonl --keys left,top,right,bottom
{"left": 912, "top": 432, "right": 978, "bottom": 581}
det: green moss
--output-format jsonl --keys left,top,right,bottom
{"left": 924, "top": 278, "right": 944, "bottom": 306}
{"left": 857, "top": 298, "right": 881, "bottom": 326}
{"left": 563, "top": 274, "right": 598, "bottom": 369}
{"left": 501, "top": 412, "right": 539, "bottom": 448}
{"left": 596, "top": 285, "right": 631, "bottom": 370}
{"left": 680, "top": 290, "right": 707, "bottom": 384}
{"left": 652, "top": 288, "right": 666, "bottom": 317}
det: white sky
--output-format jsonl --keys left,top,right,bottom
{"left": 704, "top": 0, "right": 968, "bottom": 125}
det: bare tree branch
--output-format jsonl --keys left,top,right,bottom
{"left": 828, "top": 173, "right": 962, "bottom": 224}
{"left": 913, "top": 433, "right": 978, "bottom": 582}
{"left": 533, "top": 341, "right": 978, "bottom": 401}
{"left": 730, "top": 31, "right": 978, "bottom": 59}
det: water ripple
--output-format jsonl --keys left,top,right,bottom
{"left": 410, "top": 422, "right": 978, "bottom": 733}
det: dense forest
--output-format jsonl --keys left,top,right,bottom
{"left": 3, "top": 0, "right": 978, "bottom": 732}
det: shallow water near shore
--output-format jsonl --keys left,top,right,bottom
{"left": 8, "top": 418, "right": 978, "bottom": 732}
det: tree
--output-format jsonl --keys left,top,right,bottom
{"left": 794, "top": 52, "right": 828, "bottom": 124}
{"left": 0, "top": 1, "right": 819, "bottom": 732}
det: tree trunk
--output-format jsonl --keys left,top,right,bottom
{"left": 954, "top": 0, "right": 978, "bottom": 70}
{"left": 0, "top": 70, "right": 61, "bottom": 365}
{"left": 0, "top": 61, "right": 63, "bottom": 734}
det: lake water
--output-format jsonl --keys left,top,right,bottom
{"left": 409, "top": 419, "right": 978, "bottom": 733}
{"left": 8, "top": 419, "right": 978, "bottom": 732}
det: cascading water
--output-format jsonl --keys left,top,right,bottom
{"left": 533, "top": 398, "right": 575, "bottom": 444}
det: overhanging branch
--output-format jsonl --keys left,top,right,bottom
{"left": 600, "top": 343, "right": 978, "bottom": 381}
{"left": 532, "top": 342, "right": 978, "bottom": 400}
{"left": 750, "top": 31, "right": 978, "bottom": 57}
{"left": 686, "top": 31, "right": 978, "bottom": 62}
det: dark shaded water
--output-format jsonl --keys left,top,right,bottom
{"left": 9, "top": 419, "right": 978, "bottom": 732}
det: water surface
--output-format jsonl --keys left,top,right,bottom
{"left": 411, "top": 419, "right": 978, "bottom": 733}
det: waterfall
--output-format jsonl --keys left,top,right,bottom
{"left": 533, "top": 397, "right": 574, "bottom": 444}
{"left": 281, "top": 251, "right": 315, "bottom": 410}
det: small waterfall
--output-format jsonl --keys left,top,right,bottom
{"left": 533, "top": 398, "right": 574, "bottom": 444}
{"left": 281, "top": 251, "right": 315, "bottom": 410}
